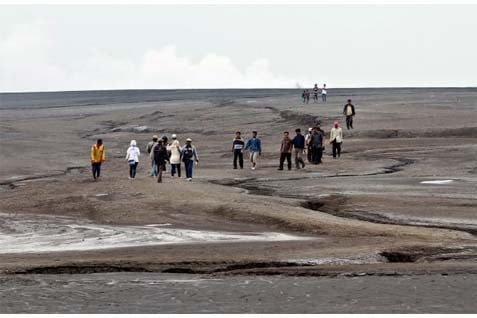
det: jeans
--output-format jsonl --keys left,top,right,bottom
{"left": 92, "top": 162, "right": 101, "bottom": 179}
{"left": 322, "top": 94, "right": 327, "bottom": 102}
{"left": 129, "top": 162, "right": 138, "bottom": 178}
{"left": 184, "top": 160, "right": 194, "bottom": 179}
{"left": 233, "top": 150, "right": 243, "bottom": 169}
{"left": 149, "top": 159, "right": 158, "bottom": 177}
{"left": 332, "top": 141, "right": 342, "bottom": 158}
{"left": 294, "top": 148, "right": 305, "bottom": 169}
{"left": 346, "top": 115, "right": 354, "bottom": 129}
{"left": 171, "top": 163, "right": 181, "bottom": 177}
{"left": 311, "top": 146, "right": 323, "bottom": 164}
{"left": 279, "top": 153, "right": 292, "bottom": 170}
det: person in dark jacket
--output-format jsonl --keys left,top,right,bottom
{"left": 153, "top": 139, "right": 169, "bottom": 183}
{"left": 292, "top": 128, "right": 306, "bottom": 169}
{"left": 181, "top": 138, "right": 199, "bottom": 181}
{"left": 232, "top": 131, "right": 245, "bottom": 169}
{"left": 343, "top": 99, "right": 356, "bottom": 130}
{"left": 310, "top": 127, "right": 325, "bottom": 164}
{"left": 278, "top": 131, "right": 293, "bottom": 170}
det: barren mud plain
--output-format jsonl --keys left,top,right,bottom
{"left": 0, "top": 88, "right": 476, "bottom": 313}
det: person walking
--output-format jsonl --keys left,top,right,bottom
{"left": 305, "top": 90, "right": 310, "bottom": 104}
{"left": 153, "top": 139, "right": 168, "bottom": 183}
{"left": 232, "top": 131, "right": 245, "bottom": 169}
{"left": 90, "top": 139, "right": 105, "bottom": 181}
{"left": 278, "top": 131, "right": 293, "bottom": 171}
{"left": 245, "top": 131, "right": 262, "bottom": 170}
{"left": 310, "top": 127, "right": 325, "bottom": 164}
{"left": 313, "top": 84, "right": 319, "bottom": 103}
{"left": 292, "top": 128, "right": 306, "bottom": 169}
{"left": 125, "top": 140, "right": 140, "bottom": 179}
{"left": 301, "top": 90, "right": 306, "bottom": 103}
{"left": 305, "top": 127, "right": 313, "bottom": 163}
{"left": 322, "top": 84, "right": 327, "bottom": 102}
{"left": 181, "top": 138, "right": 199, "bottom": 181}
{"left": 168, "top": 134, "right": 181, "bottom": 177}
{"left": 329, "top": 121, "right": 343, "bottom": 159}
{"left": 343, "top": 99, "right": 356, "bottom": 130}
{"left": 146, "top": 135, "right": 159, "bottom": 177}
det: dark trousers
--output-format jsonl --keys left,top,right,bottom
{"left": 332, "top": 141, "right": 342, "bottom": 158}
{"left": 92, "top": 162, "right": 101, "bottom": 179}
{"left": 279, "top": 153, "right": 292, "bottom": 170}
{"left": 157, "top": 164, "right": 164, "bottom": 183}
{"left": 307, "top": 146, "right": 312, "bottom": 163}
{"left": 129, "top": 162, "right": 138, "bottom": 178}
{"left": 171, "top": 163, "right": 181, "bottom": 177}
{"left": 184, "top": 160, "right": 194, "bottom": 178}
{"left": 311, "top": 146, "right": 323, "bottom": 164}
{"left": 313, "top": 94, "right": 318, "bottom": 101}
{"left": 322, "top": 94, "right": 327, "bottom": 102}
{"left": 346, "top": 115, "right": 354, "bottom": 129}
{"left": 233, "top": 150, "right": 243, "bottom": 169}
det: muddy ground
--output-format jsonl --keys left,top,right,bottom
{"left": 0, "top": 88, "right": 476, "bottom": 313}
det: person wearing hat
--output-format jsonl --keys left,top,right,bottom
{"left": 329, "top": 121, "right": 343, "bottom": 158}
{"left": 181, "top": 138, "right": 199, "bottom": 181}
{"left": 90, "top": 138, "right": 105, "bottom": 181}
{"left": 343, "top": 99, "right": 356, "bottom": 130}
{"left": 125, "top": 139, "right": 140, "bottom": 179}
{"left": 146, "top": 135, "right": 159, "bottom": 177}
{"left": 153, "top": 139, "right": 168, "bottom": 183}
{"left": 168, "top": 134, "right": 182, "bottom": 177}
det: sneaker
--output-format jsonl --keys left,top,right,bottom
{"left": 251, "top": 167, "right": 256, "bottom": 170}
{"left": 187, "top": 178, "right": 192, "bottom": 181}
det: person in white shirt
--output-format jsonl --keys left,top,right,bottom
{"left": 329, "top": 121, "right": 343, "bottom": 158}
{"left": 343, "top": 99, "right": 356, "bottom": 130}
{"left": 168, "top": 134, "right": 182, "bottom": 177}
{"left": 321, "top": 84, "right": 327, "bottom": 102}
{"left": 125, "top": 140, "right": 140, "bottom": 179}
{"left": 305, "top": 127, "right": 313, "bottom": 163}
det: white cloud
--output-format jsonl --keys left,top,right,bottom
{"left": 0, "top": 24, "right": 304, "bottom": 92}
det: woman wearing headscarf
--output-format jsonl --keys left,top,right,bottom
{"left": 125, "top": 140, "right": 140, "bottom": 179}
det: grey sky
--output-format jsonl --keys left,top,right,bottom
{"left": 1, "top": 5, "right": 476, "bottom": 92}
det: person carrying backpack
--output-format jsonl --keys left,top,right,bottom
{"left": 181, "top": 138, "right": 199, "bottom": 181}
{"left": 153, "top": 139, "right": 169, "bottom": 183}
{"left": 146, "top": 135, "right": 159, "bottom": 177}
{"left": 125, "top": 140, "right": 140, "bottom": 179}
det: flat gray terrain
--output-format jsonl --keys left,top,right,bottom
{"left": 0, "top": 88, "right": 476, "bottom": 313}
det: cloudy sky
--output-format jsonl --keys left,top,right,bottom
{"left": 1, "top": 5, "right": 476, "bottom": 92}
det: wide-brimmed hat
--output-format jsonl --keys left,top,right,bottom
{"left": 172, "top": 134, "right": 177, "bottom": 139}
{"left": 152, "top": 135, "right": 159, "bottom": 140}
{"left": 186, "top": 138, "right": 192, "bottom": 142}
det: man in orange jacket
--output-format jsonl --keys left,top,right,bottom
{"left": 90, "top": 139, "right": 105, "bottom": 180}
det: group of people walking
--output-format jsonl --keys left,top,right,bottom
{"left": 302, "top": 83, "right": 327, "bottom": 104}
{"left": 89, "top": 98, "right": 356, "bottom": 181}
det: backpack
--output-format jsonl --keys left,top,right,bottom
{"left": 183, "top": 146, "right": 194, "bottom": 160}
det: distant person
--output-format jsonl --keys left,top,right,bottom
{"left": 146, "top": 135, "right": 159, "bottom": 177}
{"left": 90, "top": 139, "right": 105, "bottom": 181}
{"left": 343, "top": 99, "right": 356, "bottom": 130}
{"left": 329, "top": 121, "right": 343, "bottom": 159}
{"left": 313, "top": 84, "right": 319, "bottom": 102}
{"left": 322, "top": 84, "right": 327, "bottom": 102}
{"left": 245, "top": 131, "right": 262, "bottom": 170}
{"left": 125, "top": 140, "right": 140, "bottom": 179}
{"left": 153, "top": 139, "right": 168, "bottom": 183}
{"left": 278, "top": 131, "right": 293, "bottom": 171}
{"left": 301, "top": 90, "right": 306, "bottom": 103}
{"left": 181, "top": 138, "right": 199, "bottom": 181}
{"left": 305, "top": 90, "right": 311, "bottom": 104}
{"left": 161, "top": 135, "right": 169, "bottom": 173}
{"left": 232, "top": 131, "right": 245, "bottom": 169}
{"left": 292, "top": 128, "right": 306, "bottom": 169}
{"left": 168, "top": 134, "right": 181, "bottom": 177}
{"left": 310, "top": 127, "right": 325, "bottom": 164}
{"left": 305, "top": 127, "right": 313, "bottom": 163}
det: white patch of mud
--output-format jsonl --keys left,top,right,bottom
{"left": 289, "top": 253, "right": 385, "bottom": 266}
{"left": 0, "top": 213, "right": 313, "bottom": 254}
{"left": 420, "top": 180, "right": 454, "bottom": 184}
